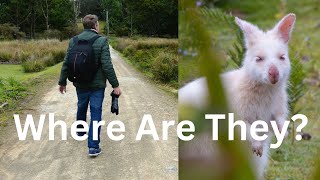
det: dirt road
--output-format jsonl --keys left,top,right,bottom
{"left": 0, "top": 47, "right": 178, "bottom": 180}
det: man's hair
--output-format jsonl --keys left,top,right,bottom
{"left": 83, "top": 14, "right": 98, "bottom": 29}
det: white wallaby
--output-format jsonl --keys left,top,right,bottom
{"left": 179, "top": 14, "right": 296, "bottom": 179}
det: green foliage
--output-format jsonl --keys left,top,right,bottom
{"left": 22, "top": 59, "right": 46, "bottom": 73}
{"left": 0, "top": 40, "right": 67, "bottom": 72}
{"left": 61, "top": 26, "right": 80, "bottom": 39}
{"left": 51, "top": 50, "right": 65, "bottom": 63}
{"left": 46, "top": 0, "right": 74, "bottom": 31}
{"left": 0, "top": 0, "right": 177, "bottom": 38}
{"left": 200, "top": 8, "right": 244, "bottom": 68}
{"left": 80, "top": 0, "right": 104, "bottom": 18}
{"left": 288, "top": 55, "right": 306, "bottom": 115}
{"left": 215, "top": 0, "right": 280, "bottom": 23}
{"left": 101, "top": 0, "right": 126, "bottom": 36}
{"left": 111, "top": 37, "right": 178, "bottom": 87}
{"left": 113, "top": 37, "right": 178, "bottom": 52}
{"left": 152, "top": 52, "right": 178, "bottom": 83}
{"left": 0, "top": 63, "right": 63, "bottom": 126}
{"left": 0, "top": 23, "right": 26, "bottom": 40}
{"left": 5, "top": 78, "right": 26, "bottom": 97}
{"left": 0, "top": 77, "right": 27, "bottom": 110}
{"left": 37, "top": 24, "right": 79, "bottom": 40}
{"left": 22, "top": 51, "right": 65, "bottom": 73}
{"left": 0, "top": 0, "right": 74, "bottom": 39}
{"left": 0, "top": 52, "right": 12, "bottom": 62}
{"left": 39, "top": 29, "right": 62, "bottom": 39}
{"left": 179, "top": 1, "right": 255, "bottom": 179}
{"left": 287, "top": 45, "right": 307, "bottom": 145}
{"left": 102, "top": 0, "right": 177, "bottom": 37}
{"left": 131, "top": 50, "right": 150, "bottom": 69}
{"left": 123, "top": 45, "right": 137, "bottom": 56}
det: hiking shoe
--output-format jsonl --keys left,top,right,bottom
{"left": 88, "top": 148, "right": 102, "bottom": 157}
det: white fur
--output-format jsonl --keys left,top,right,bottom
{"left": 179, "top": 14, "right": 296, "bottom": 179}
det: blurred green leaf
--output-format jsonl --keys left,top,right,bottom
{"left": 179, "top": 1, "right": 255, "bottom": 179}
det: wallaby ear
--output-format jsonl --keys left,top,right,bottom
{"left": 272, "top": 13, "right": 296, "bottom": 43}
{"left": 235, "top": 17, "right": 262, "bottom": 48}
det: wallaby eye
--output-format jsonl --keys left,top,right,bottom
{"left": 255, "top": 56, "right": 263, "bottom": 62}
{"left": 279, "top": 55, "right": 286, "bottom": 61}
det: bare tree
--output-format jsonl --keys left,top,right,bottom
{"left": 73, "top": 0, "right": 81, "bottom": 22}
{"left": 8, "top": 0, "right": 31, "bottom": 28}
{"left": 72, "top": 0, "right": 81, "bottom": 30}
{"left": 39, "top": 0, "right": 49, "bottom": 30}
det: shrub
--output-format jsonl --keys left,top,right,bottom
{"left": 40, "top": 29, "right": 62, "bottom": 39}
{"left": 5, "top": 77, "right": 26, "bottom": 98}
{"left": 52, "top": 50, "right": 66, "bottom": 64}
{"left": 110, "top": 37, "right": 178, "bottom": 87}
{"left": 152, "top": 52, "right": 178, "bottom": 83}
{"left": 61, "top": 25, "right": 79, "bottom": 39}
{"left": 0, "top": 77, "right": 26, "bottom": 107}
{"left": 112, "top": 37, "right": 178, "bottom": 52}
{"left": 0, "top": 52, "right": 12, "bottom": 62}
{"left": 22, "top": 59, "right": 46, "bottom": 72}
{"left": 113, "top": 26, "right": 130, "bottom": 37}
{"left": 0, "top": 23, "right": 25, "bottom": 40}
{"left": 14, "top": 51, "right": 30, "bottom": 63}
{"left": 131, "top": 50, "right": 152, "bottom": 70}
{"left": 123, "top": 45, "right": 136, "bottom": 57}
{"left": 43, "top": 55, "right": 56, "bottom": 67}
{"left": 115, "top": 39, "right": 129, "bottom": 52}
{"left": 131, "top": 50, "right": 144, "bottom": 62}
{"left": 0, "top": 40, "right": 68, "bottom": 72}
{"left": 135, "top": 40, "right": 178, "bottom": 49}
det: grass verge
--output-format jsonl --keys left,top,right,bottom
{"left": 0, "top": 63, "right": 62, "bottom": 126}
{"left": 110, "top": 36, "right": 178, "bottom": 90}
{"left": 0, "top": 40, "right": 67, "bottom": 72}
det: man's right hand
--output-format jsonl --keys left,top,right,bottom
{"left": 59, "top": 86, "right": 66, "bottom": 94}
{"left": 113, "top": 87, "right": 121, "bottom": 96}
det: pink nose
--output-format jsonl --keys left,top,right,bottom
{"left": 268, "top": 65, "right": 279, "bottom": 84}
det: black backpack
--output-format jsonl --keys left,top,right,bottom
{"left": 67, "top": 35, "right": 101, "bottom": 83}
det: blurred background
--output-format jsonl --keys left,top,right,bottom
{"left": 179, "top": 0, "right": 320, "bottom": 179}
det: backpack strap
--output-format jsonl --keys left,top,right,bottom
{"left": 88, "top": 35, "right": 101, "bottom": 45}
{"left": 73, "top": 36, "right": 79, "bottom": 45}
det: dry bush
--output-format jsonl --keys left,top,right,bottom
{"left": 0, "top": 39, "right": 68, "bottom": 72}
{"left": 114, "top": 38, "right": 178, "bottom": 52}
{"left": 112, "top": 37, "right": 178, "bottom": 87}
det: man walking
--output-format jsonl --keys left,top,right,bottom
{"left": 58, "top": 14, "right": 121, "bottom": 157}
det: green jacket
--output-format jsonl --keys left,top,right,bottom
{"left": 58, "top": 29, "right": 119, "bottom": 89}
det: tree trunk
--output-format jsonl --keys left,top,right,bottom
{"left": 130, "top": 13, "right": 133, "bottom": 37}
{"left": 30, "top": 2, "right": 36, "bottom": 39}
{"left": 46, "top": 0, "right": 49, "bottom": 30}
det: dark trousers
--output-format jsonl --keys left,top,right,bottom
{"left": 76, "top": 88, "right": 105, "bottom": 148}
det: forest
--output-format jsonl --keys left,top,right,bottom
{"left": 0, "top": 0, "right": 178, "bottom": 39}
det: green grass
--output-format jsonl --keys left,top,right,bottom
{"left": 0, "top": 64, "right": 61, "bottom": 81}
{"left": 0, "top": 39, "right": 67, "bottom": 126}
{"left": 0, "top": 63, "right": 62, "bottom": 126}
{"left": 266, "top": 85, "right": 320, "bottom": 179}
